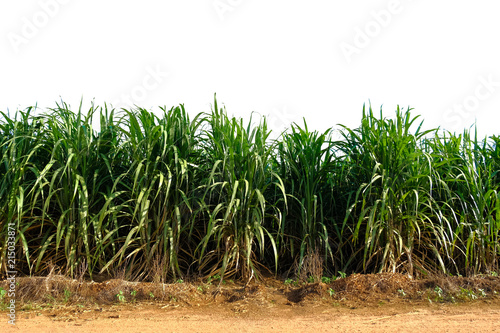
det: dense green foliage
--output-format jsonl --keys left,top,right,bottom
{"left": 1, "top": 98, "right": 499, "bottom": 281}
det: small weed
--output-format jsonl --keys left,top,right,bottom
{"left": 307, "top": 276, "right": 315, "bottom": 283}
{"left": 338, "top": 271, "right": 347, "bottom": 279}
{"left": 398, "top": 289, "right": 406, "bottom": 297}
{"left": 429, "top": 286, "right": 445, "bottom": 302}
{"left": 284, "top": 278, "right": 300, "bottom": 287}
{"left": 321, "top": 276, "right": 332, "bottom": 284}
{"left": 434, "top": 286, "right": 443, "bottom": 298}
{"left": 63, "top": 289, "right": 71, "bottom": 303}
{"left": 207, "top": 274, "right": 221, "bottom": 285}
{"left": 197, "top": 286, "right": 204, "bottom": 293}
{"left": 0, "top": 288, "right": 7, "bottom": 302}
{"left": 176, "top": 279, "right": 184, "bottom": 284}
{"left": 0, "top": 288, "right": 9, "bottom": 310}
{"left": 328, "top": 288, "right": 335, "bottom": 297}
{"left": 459, "top": 288, "right": 478, "bottom": 300}
{"left": 149, "top": 292, "right": 155, "bottom": 299}
{"left": 116, "top": 291, "right": 126, "bottom": 303}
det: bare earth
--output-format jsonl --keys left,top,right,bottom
{"left": 2, "top": 273, "right": 500, "bottom": 332}
{"left": 2, "top": 302, "right": 500, "bottom": 333}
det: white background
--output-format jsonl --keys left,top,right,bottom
{"left": 1, "top": 0, "right": 499, "bottom": 138}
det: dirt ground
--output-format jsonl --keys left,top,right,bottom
{"left": 3, "top": 301, "right": 500, "bottom": 333}
{"left": 2, "top": 273, "right": 500, "bottom": 332}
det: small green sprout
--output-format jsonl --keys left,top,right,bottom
{"left": 63, "top": 289, "right": 71, "bottom": 303}
{"left": 321, "top": 276, "right": 332, "bottom": 284}
{"left": 0, "top": 288, "right": 7, "bottom": 301}
{"left": 116, "top": 291, "right": 126, "bottom": 303}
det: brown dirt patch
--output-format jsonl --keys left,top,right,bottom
{"left": 2, "top": 273, "right": 500, "bottom": 332}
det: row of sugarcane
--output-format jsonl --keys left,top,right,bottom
{"left": 1, "top": 97, "right": 499, "bottom": 282}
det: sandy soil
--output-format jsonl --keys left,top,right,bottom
{"left": 2, "top": 301, "right": 500, "bottom": 333}
{"left": 2, "top": 273, "right": 500, "bottom": 332}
